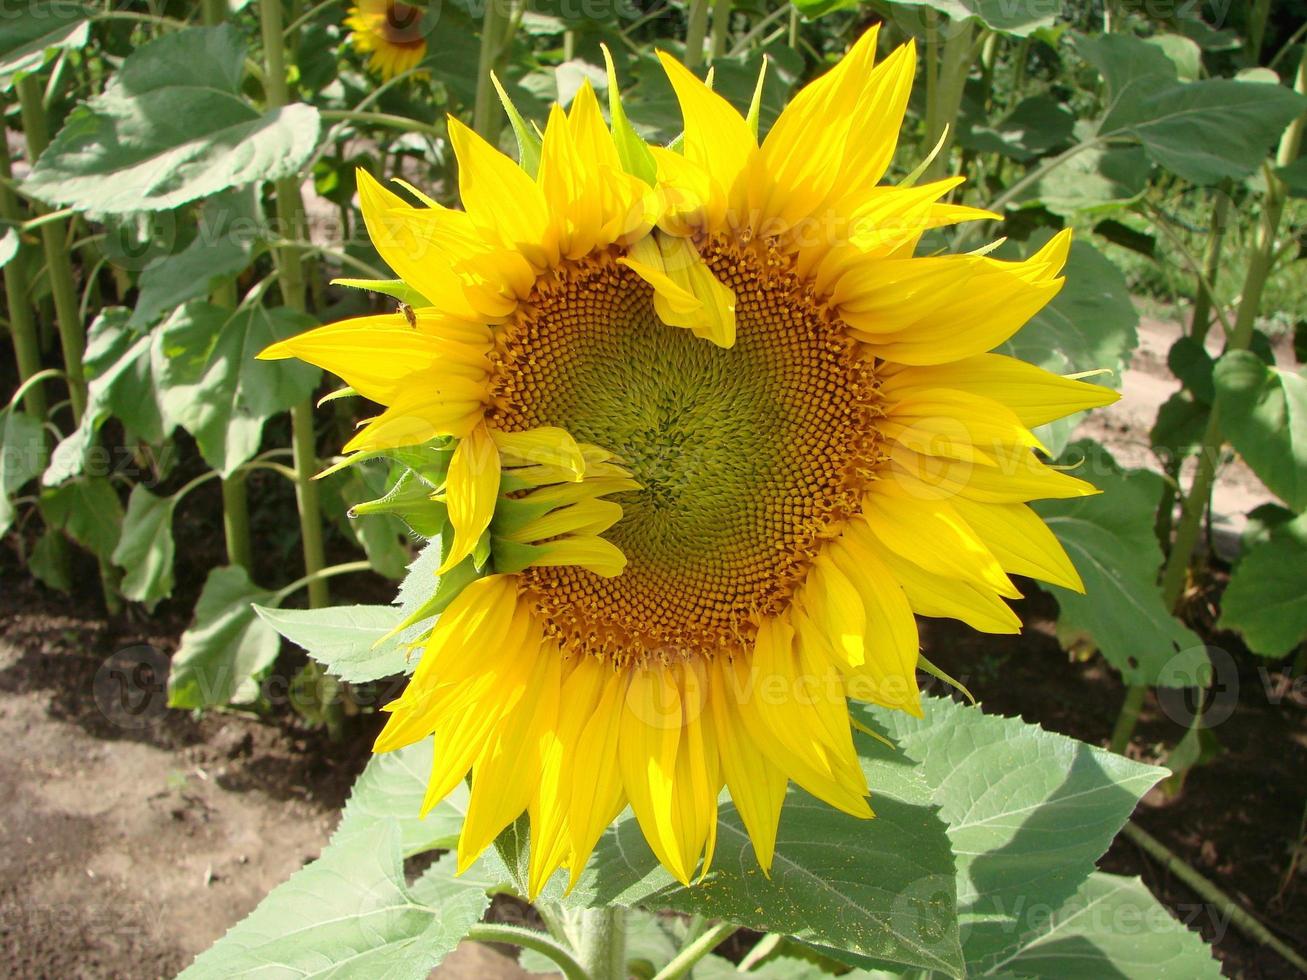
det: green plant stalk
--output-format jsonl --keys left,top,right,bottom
{"left": 1189, "top": 185, "right": 1230, "bottom": 345}
{"left": 0, "top": 120, "right": 45, "bottom": 419}
{"left": 17, "top": 76, "right": 119, "bottom": 611}
{"left": 17, "top": 75, "right": 85, "bottom": 423}
{"left": 261, "top": 0, "right": 328, "bottom": 609}
{"left": 1123, "top": 821, "right": 1307, "bottom": 974}
{"left": 472, "top": 0, "right": 509, "bottom": 140}
{"left": 201, "top": 0, "right": 226, "bottom": 25}
{"left": 1114, "top": 48, "right": 1307, "bottom": 751}
{"left": 924, "top": 19, "right": 974, "bottom": 183}
{"left": 1247, "top": 0, "right": 1271, "bottom": 62}
{"left": 208, "top": 275, "right": 252, "bottom": 571}
{"left": 710, "top": 0, "right": 731, "bottom": 61}
{"left": 577, "top": 907, "right": 626, "bottom": 980}
{"left": 652, "top": 922, "right": 735, "bottom": 980}
{"left": 684, "top": 0, "right": 710, "bottom": 71}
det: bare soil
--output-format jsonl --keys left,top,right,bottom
{"left": 1, "top": 317, "right": 1302, "bottom": 979}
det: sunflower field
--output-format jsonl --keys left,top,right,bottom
{"left": 2, "top": 0, "right": 1306, "bottom": 977}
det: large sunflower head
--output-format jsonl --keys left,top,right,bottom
{"left": 262, "top": 29, "right": 1117, "bottom": 896}
{"left": 344, "top": 0, "right": 427, "bottom": 80}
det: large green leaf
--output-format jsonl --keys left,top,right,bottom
{"left": 1031, "top": 141, "right": 1151, "bottom": 216}
{"left": 0, "top": 405, "right": 46, "bottom": 535}
{"left": 1001, "top": 239, "right": 1136, "bottom": 455}
{"left": 179, "top": 823, "right": 489, "bottom": 979}
{"left": 111, "top": 484, "right": 177, "bottom": 609}
{"left": 44, "top": 308, "right": 166, "bottom": 486}
{"left": 128, "top": 188, "right": 263, "bottom": 329}
{"left": 882, "top": 0, "right": 1060, "bottom": 36}
{"left": 958, "top": 93, "right": 1075, "bottom": 162}
{"left": 967, "top": 873, "right": 1220, "bottom": 977}
{"left": 1035, "top": 442, "right": 1207, "bottom": 687}
{"left": 155, "top": 302, "right": 320, "bottom": 476}
{"left": 1213, "top": 351, "right": 1307, "bottom": 511}
{"left": 39, "top": 476, "right": 124, "bottom": 562}
{"left": 336, "top": 741, "right": 470, "bottom": 856}
{"left": 252, "top": 604, "right": 411, "bottom": 684}
{"left": 0, "top": 1, "right": 89, "bottom": 90}
{"left": 1219, "top": 512, "right": 1307, "bottom": 658}
{"left": 24, "top": 26, "right": 320, "bottom": 213}
{"left": 871, "top": 699, "right": 1168, "bottom": 970}
{"left": 167, "top": 565, "right": 278, "bottom": 708}
{"left": 1074, "top": 34, "right": 1307, "bottom": 185}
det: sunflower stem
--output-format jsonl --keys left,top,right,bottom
{"left": 1189, "top": 184, "right": 1231, "bottom": 345}
{"left": 17, "top": 75, "right": 85, "bottom": 423}
{"left": 924, "top": 18, "right": 974, "bottom": 183}
{"left": 576, "top": 907, "right": 626, "bottom": 980}
{"left": 653, "top": 922, "right": 735, "bottom": 980}
{"left": 261, "top": 0, "right": 328, "bottom": 608}
{"left": 1113, "top": 47, "right": 1307, "bottom": 752}
{"left": 472, "top": 0, "right": 510, "bottom": 140}
{"left": 684, "top": 0, "right": 710, "bottom": 71}
{"left": 319, "top": 108, "right": 444, "bottom": 140}
{"left": 0, "top": 113, "right": 45, "bottom": 420}
{"left": 709, "top": 0, "right": 731, "bottom": 62}
{"left": 201, "top": 0, "right": 226, "bottom": 25}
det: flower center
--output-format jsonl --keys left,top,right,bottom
{"left": 488, "top": 238, "right": 884, "bottom": 664}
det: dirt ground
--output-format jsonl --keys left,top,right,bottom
{"left": 1, "top": 317, "right": 1303, "bottom": 979}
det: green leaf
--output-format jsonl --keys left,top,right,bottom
{"left": 958, "top": 94, "right": 1075, "bottom": 162}
{"left": 337, "top": 741, "right": 471, "bottom": 856}
{"left": 1213, "top": 351, "right": 1307, "bottom": 511}
{"left": 39, "top": 476, "right": 124, "bottom": 562}
{"left": 1278, "top": 156, "right": 1307, "bottom": 197}
{"left": 253, "top": 604, "right": 412, "bottom": 684}
{"left": 968, "top": 872, "right": 1221, "bottom": 977}
{"left": 128, "top": 188, "right": 262, "bottom": 329}
{"left": 1031, "top": 142, "right": 1151, "bottom": 216}
{"left": 155, "top": 302, "right": 320, "bottom": 476}
{"left": 1109, "top": 78, "right": 1307, "bottom": 185}
{"left": 884, "top": 0, "right": 1058, "bottom": 36}
{"left": 0, "top": 1, "right": 89, "bottom": 90}
{"left": 1219, "top": 512, "right": 1307, "bottom": 658}
{"left": 111, "top": 484, "right": 177, "bottom": 609}
{"left": 29, "top": 527, "right": 72, "bottom": 592}
{"left": 1001, "top": 239, "right": 1136, "bottom": 455}
{"left": 870, "top": 699, "right": 1168, "bottom": 970}
{"left": 1073, "top": 33, "right": 1307, "bottom": 184}
{"left": 1036, "top": 442, "right": 1207, "bottom": 687}
{"left": 167, "top": 565, "right": 278, "bottom": 708}
{"left": 0, "top": 405, "right": 47, "bottom": 535}
{"left": 179, "top": 823, "right": 489, "bottom": 980}
{"left": 44, "top": 308, "right": 167, "bottom": 485}
{"left": 24, "top": 26, "right": 321, "bottom": 213}
{"left": 1145, "top": 33, "right": 1202, "bottom": 82}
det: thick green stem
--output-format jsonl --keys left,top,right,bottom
{"left": 319, "top": 108, "right": 444, "bottom": 139}
{"left": 0, "top": 118, "right": 45, "bottom": 419}
{"left": 222, "top": 475, "right": 252, "bottom": 570}
{"left": 577, "top": 907, "right": 626, "bottom": 980}
{"left": 684, "top": 0, "right": 710, "bottom": 71}
{"left": 924, "top": 19, "right": 974, "bottom": 183}
{"left": 652, "top": 922, "right": 736, "bottom": 980}
{"left": 1190, "top": 186, "right": 1230, "bottom": 344}
{"left": 261, "top": 0, "right": 327, "bottom": 607}
{"left": 472, "top": 0, "right": 509, "bottom": 140}
{"left": 1123, "top": 821, "right": 1307, "bottom": 974}
{"left": 201, "top": 0, "right": 226, "bottom": 25}
{"left": 1108, "top": 683, "right": 1146, "bottom": 754}
{"left": 709, "top": 0, "right": 731, "bottom": 61}
{"left": 1247, "top": 0, "right": 1271, "bottom": 62}
{"left": 17, "top": 75, "right": 85, "bottom": 422}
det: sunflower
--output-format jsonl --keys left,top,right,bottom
{"left": 344, "top": 0, "right": 427, "bottom": 81}
{"left": 262, "top": 28, "right": 1117, "bottom": 896}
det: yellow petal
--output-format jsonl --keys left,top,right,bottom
{"left": 447, "top": 115, "right": 557, "bottom": 267}
{"left": 490, "top": 426, "right": 585, "bottom": 479}
{"left": 952, "top": 499, "right": 1084, "bottom": 592}
{"left": 620, "top": 232, "right": 736, "bottom": 347}
{"left": 440, "top": 422, "right": 501, "bottom": 573}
